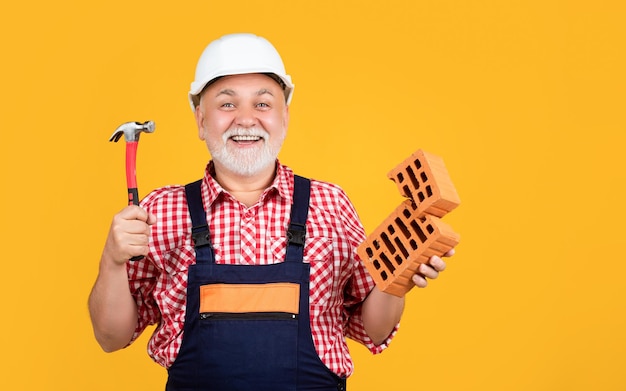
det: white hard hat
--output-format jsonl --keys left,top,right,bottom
{"left": 188, "top": 33, "right": 294, "bottom": 110}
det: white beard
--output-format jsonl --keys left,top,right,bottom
{"left": 208, "top": 127, "right": 285, "bottom": 177}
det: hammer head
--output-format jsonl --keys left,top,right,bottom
{"left": 109, "top": 121, "right": 156, "bottom": 143}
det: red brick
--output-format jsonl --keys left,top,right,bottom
{"left": 357, "top": 200, "right": 460, "bottom": 297}
{"left": 387, "top": 149, "right": 460, "bottom": 218}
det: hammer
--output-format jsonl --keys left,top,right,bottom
{"left": 109, "top": 121, "right": 155, "bottom": 261}
{"left": 109, "top": 121, "right": 155, "bottom": 206}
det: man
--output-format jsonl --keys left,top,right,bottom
{"left": 88, "top": 33, "right": 452, "bottom": 391}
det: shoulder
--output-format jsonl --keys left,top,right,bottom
{"left": 304, "top": 177, "right": 366, "bottom": 247}
{"left": 140, "top": 185, "right": 188, "bottom": 215}
{"left": 306, "top": 178, "right": 362, "bottom": 231}
{"left": 308, "top": 178, "right": 352, "bottom": 208}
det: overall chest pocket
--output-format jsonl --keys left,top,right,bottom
{"left": 270, "top": 236, "right": 336, "bottom": 306}
{"left": 198, "top": 283, "right": 300, "bottom": 389}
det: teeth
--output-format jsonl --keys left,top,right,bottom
{"left": 232, "top": 135, "right": 261, "bottom": 141}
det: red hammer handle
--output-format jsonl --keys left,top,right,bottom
{"left": 126, "top": 141, "right": 139, "bottom": 206}
{"left": 125, "top": 141, "right": 144, "bottom": 261}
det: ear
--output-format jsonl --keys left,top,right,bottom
{"left": 283, "top": 105, "right": 290, "bottom": 129}
{"left": 195, "top": 105, "right": 206, "bottom": 140}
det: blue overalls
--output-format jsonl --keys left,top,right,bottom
{"left": 166, "top": 175, "right": 347, "bottom": 391}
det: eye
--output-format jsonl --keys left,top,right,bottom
{"left": 256, "top": 102, "right": 270, "bottom": 109}
{"left": 221, "top": 102, "right": 235, "bottom": 108}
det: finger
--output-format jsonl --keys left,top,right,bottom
{"left": 119, "top": 205, "right": 152, "bottom": 224}
{"left": 109, "top": 216, "right": 152, "bottom": 248}
{"left": 428, "top": 256, "right": 447, "bottom": 272}
{"left": 120, "top": 230, "right": 151, "bottom": 259}
{"left": 127, "top": 229, "right": 151, "bottom": 246}
{"left": 110, "top": 218, "right": 149, "bottom": 239}
{"left": 128, "top": 243, "right": 150, "bottom": 258}
{"left": 443, "top": 248, "right": 455, "bottom": 257}
{"left": 412, "top": 274, "right": 428, "bottom": 288}
{"left": 104, "top": 227, "right": 150, "bottom": 264}
{"left": 125, "top": 218, "right": 153, "bottom": 235}
{"left": 418, "top": 263, "right": 439, "bottom": 279}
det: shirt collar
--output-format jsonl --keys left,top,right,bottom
{"left": 201, "top": 160, "right": 294, "bottom": 207}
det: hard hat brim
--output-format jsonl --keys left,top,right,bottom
{"left": 188, "top": 71, "right": 294, "bottom": 110}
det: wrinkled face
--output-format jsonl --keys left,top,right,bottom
{"left": 195, "top": 73, "right": 289, "bottom": 177}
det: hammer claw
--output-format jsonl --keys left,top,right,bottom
{"left": 109, "top": 131, "right": 124, "bottom": 143}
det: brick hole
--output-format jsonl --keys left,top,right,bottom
{"left": 410, "top": 220, "right": 428, "bottom": 243}
{"left": 426, "top": 185, "right": 433, "bottom": 197}
{"left": 393, "top": 237, "right": 409, "bottom": 258}
{"left": 402, "top": 185, "right": 411, "bottom": 198}
{"left": 420, "top": 171, "right": 428, "bottom": 182}
{"left": 426, "top": 224, "right": 434, "bottom": 234}
{"left": 380, "top": 270, "right": 388, "bottom": 281}
{"left": 397, "top": 172, "right": 405, "bottom": 183}
{"left": 409, "top": 239, "right": 418, "bottom": 250}
{"left": 388, "top": 225, "right": 395, "bottom": 234}
{"left": 402, "top": 208, "right": 412, "bottom": 218}
{"left": 366, "top": 247, "right": 374, "bottom": 258}
{"left": 406, "top": 166, "right": 420, "bottom": 190}
{"left": 373, "top": 259, "right": 381, "bottom": 270}
{"left": 413, "top": 158, "right": 422, "bottom": 169}
{"left": 379, "top": 253, "right": 396, "bottom": 275}
{"left": 394, "top": 254, "right": 403, "bottom": 265}
{"left": 381, "top": 232, "right": 396, "bottom": 255}
{"left": 417, "top": 191, "right": 425, "bottom": 202}
{"left": 395, "top": 217, "right": 411, "bottom": 239}
{"left": 373, "top": 239, "right": 380, "bottom": 250}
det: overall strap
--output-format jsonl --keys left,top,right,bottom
{"left": 185, "top": 179, "right": 215, "bottom": 263}
{"left": 285, "top": 175, "right": 311, "bottom": 263}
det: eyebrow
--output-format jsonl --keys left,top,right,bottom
{"left": 256, "top": 88, "right": 274, "bottom": 97}
{"left": 215, "top": 88, "right": 275, "bottom": 98}
{"left": 215, "top": 89, "right": 236, "bottom": 98}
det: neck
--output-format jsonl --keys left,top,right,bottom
{"left": 213, "top": 162, "right": 277, "bottom": 207}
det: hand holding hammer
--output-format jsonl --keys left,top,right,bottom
{"left": 109, "top": 121, "right": 155, "bottom": 261}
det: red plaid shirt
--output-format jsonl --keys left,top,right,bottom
{"left": 127, "top": 161, "right": 396, "bottom": 377}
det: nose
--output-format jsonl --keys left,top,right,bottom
{"left": 234, "top": 106, "right": 259, "bottom": 128}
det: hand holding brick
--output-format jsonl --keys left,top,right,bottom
{"left": 357, "top": 149, "right": 461, "bottom": 297}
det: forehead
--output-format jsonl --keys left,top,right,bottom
{"left": 207, "top": 73, "right": 283, "bottom": 94}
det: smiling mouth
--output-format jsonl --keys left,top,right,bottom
{"left": 230, "top": 135, "right": 263, "bottom": 143}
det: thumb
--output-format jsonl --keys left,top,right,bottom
{"left": 146, "top": 212, "right": 157, "bottom": 226}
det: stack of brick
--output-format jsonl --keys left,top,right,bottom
{"left": 357, "top": 150, "right": 461, "bottom": 297}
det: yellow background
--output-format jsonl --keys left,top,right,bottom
{"left": 1, "top": 0, "right": 624, "bottom": 390}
